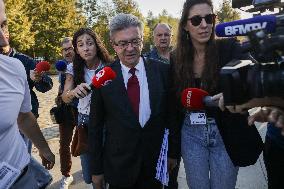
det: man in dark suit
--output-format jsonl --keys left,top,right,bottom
{"left": 89, "top": 13, "right": 179, "bottom": 189}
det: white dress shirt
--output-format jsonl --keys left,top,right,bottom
{"left": 120, "top": 57, "right": 151, "bottom": 127}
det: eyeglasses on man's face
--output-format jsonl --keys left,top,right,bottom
{"left": 62, "top": 47, "right": 74, "bottom": 53}
{"left": 188, "top": 14, "right": 215, "bottom": 27}
{"left": 113, "top": 38, "right": 142, "bottom": 49}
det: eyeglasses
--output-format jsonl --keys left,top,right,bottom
{"left": 113, "top": 38, "right": 142, "bottom": 49}
{"left": 62, "top": 47, "right": 73, "bottom": 52}
{"left": 188, "top": 14, "right": 215, "bottom": 27}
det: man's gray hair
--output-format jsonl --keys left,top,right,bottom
{"left": 153, "top": 23, "right": 172, "bottom": 35}
{"left": 60, "top": 37, "right": 72, "bottom": 46}
{"left": 109, "top": 13, "right": 143, "bottom": 39}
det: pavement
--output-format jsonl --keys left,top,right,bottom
{"left": 33, "top": 76, "right": 268, "bottom": 189}
{"left": 30, "top": 123, "right": 268, "bottom": 189}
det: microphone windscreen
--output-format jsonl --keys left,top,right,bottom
{"left": 181, "top": 88, "right": 209, "bottom": 110}
{"left": 36, "top": 61, "right": 50, "bottom": 72}
{"left": 92, "top": 66, "right": 116, "bottom": 88}
{"left": 55, "top": 60, "right": 67, "bottom": 71}
{"left": 215, "top": 15, "right": 276, "bottom": 37}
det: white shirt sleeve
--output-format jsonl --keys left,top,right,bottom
{"left": 20, "top": 78, "right": 32, "bottom": 113}
{"left": 66, "top": 63, "right": 74, "bottom": 76}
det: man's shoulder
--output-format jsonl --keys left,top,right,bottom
{"left": 0, "top": 54, "right": 27, "bottom": 78}
{"left": 145, "top": 55, "right": 169, "bottom": 69}
{"left": 12, "top": 50, "right": 35, "bottom": 64}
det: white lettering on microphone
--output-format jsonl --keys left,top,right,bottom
{"left": 95, "top": 69, "right": 105, "bottom": 81}
{"left": 224, "top": 22, "right": 267, "bottom": 36}
{"left": 186, "top": 90, "right": 192, "bottom": 107}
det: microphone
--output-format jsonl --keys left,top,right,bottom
{"left": 181, "top": 88, "right": 218, "bottom": 110}
{"left": 55, "top": 60, "right": 67, "bottom": 71}
{"left": 91, "top": 66, "right": 116, "bottom": 89}
{"left": 215, "top": 15, "right": 277, "bottom": 37}
{"left": 84, "top": 66, "right": 116, "bottom": 92}
{"left": 35, "top": 61, "right": 51, "bottom": 73}
{"left": 74, "top": 66, "right": 116, "bottom": 99}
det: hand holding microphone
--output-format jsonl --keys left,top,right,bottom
{"left": 31, "top": 61, "right": 51, "bottom": 82}
{"left": 181, "top": 88, "right": 222, "bottom": 110}
{"left": 71, "top": 66, "right": 116, "bottom": 99}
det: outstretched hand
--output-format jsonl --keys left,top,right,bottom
{"left": 248, "top": 106, "right": 284, "bottom": 135}
{"left": 39, "top": 148, "right": 55, "bottom": 170}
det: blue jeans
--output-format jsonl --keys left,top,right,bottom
{"left": 78, "top": 113, "right": 95, "bottom": 188}
{"left": 21, "top": 134, "right": 53, "bottom": 188}
{"left": 80, "top": 153, "right": 96, "bottom": 189}
{"left": 181, "top": 113, "right": 238, "bottom": 189}
{"left": 11, "top": 164, "right": 38, "bottom": 189}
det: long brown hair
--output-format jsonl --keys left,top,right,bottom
{"left": 72, "top": 28, "right": 113, "bottom": 86}
{"left": 173, "top": 0, "right": 219, "bottom": 95}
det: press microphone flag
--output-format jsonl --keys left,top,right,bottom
{"left": 76, "top": 66, "right": 116, "bottom": 99}
{"left": 91, "top": 66, "right": 116, "bottom": 89}
{"left": 156, "top": 128, "right": 169, "bottom": 186}
{"left": 35, "top": 61, "right": 51, "bottom": 73}
{"left": 181, "top": 88, "right": 219, "bottom": 110}
{"left": 215, "top": 15, "right": 277, "bottom": 37}
{"left": 55, "top": 60, "right": 67, "bottom": 71}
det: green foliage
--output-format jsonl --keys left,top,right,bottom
{"left": 5, "top": 0, "right": 35, "bottom": 55}
{"left": 25, "top": 0, "right": 86, "bottom": 61}
{"left": 5, "top": 0, "right": 181, "bottom": 60}
{"left": 76, "top": 0, "right": 98, "bottom": 27}
{"left": 216, "top": 0, "right": 241, "bottom": 23}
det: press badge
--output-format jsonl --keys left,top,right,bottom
{"left": 0, "top": 162, "right": 21, "bottom": 189}
{"left": 190, "top": 112, "right": 207, "bottom": 125}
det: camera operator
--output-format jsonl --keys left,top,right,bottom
{"left": 248, "top": 106, "right": 284, "bottom": 131}
{"left": 227, "top": 96, "right": 284, "bottom": 188}
{"left": 217, "top": 0, "right": 284, "bottom": 186}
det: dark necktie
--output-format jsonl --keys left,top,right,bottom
{"left": 127, "top": 68, "right": 140, "bottom": 117}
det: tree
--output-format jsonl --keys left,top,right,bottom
{"left": 76, "top": 0, "right": 98, "bottom": 27}
{"left": 112, "top": 0, "right": 142, "bottom": 19}
{"left": 92, "top": 0, "right": 115, "bottom": 55}
{"left": 5, "top": 0, "right": 35, "bottom": 55}
{"left": 25, "top": 0, "right": 86, "bottom": 61}
{"left": 216, "top": 0, "right": 241, "bottom": 23}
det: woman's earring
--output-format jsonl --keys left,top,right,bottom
{"left": 186, "top": 32, "right": 190, "bottom": 40}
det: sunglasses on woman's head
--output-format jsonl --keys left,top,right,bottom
{"left": 188, "top": 14, "right": 215, "bottom": 27}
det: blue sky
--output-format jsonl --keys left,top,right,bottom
{"left": 136, "top": 0, "right": 252, "bottom": 18}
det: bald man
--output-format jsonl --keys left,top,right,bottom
{"left": 146, "top": 23, "right": 179, "bottom": 189}
{"left": 146, "top": 23, "right": 172, "bottom": 64}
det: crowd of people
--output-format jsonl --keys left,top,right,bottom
{"left": 1, "top": 0, "right": 284, "bottom": 189}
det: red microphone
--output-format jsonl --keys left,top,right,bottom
{"left": 76, "top": 67, "right": 116, "bottom": 99}
{"left": 91, "top": 66, "right": 116, "bottom": 89}
{"left": 181, "top": 88, "right": 219, "bottom": 110}
{"left": 35, "top": 61, "right": 51, "bottom": 73}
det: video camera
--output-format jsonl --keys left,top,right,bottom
{"left": 218, "top": 0, "right": 284, "bottom": 106}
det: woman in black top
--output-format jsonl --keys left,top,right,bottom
{"left": 170, "top": 0, "right": 263, "bottom": 188}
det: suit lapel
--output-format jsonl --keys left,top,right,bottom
{"left": 110, "top": 60, "right": 141, "bottom": 127}
{"left": 143, "top": 56, "right": 158, "bottom": 118}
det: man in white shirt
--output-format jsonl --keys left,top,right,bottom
{"left": 0, "top": 0, "right": 55, "bottom": 188}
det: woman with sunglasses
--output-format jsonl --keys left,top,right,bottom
{"left": 170, "top": 0, "right": 263, "bottom": 188}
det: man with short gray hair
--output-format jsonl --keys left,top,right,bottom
{"left": 89, "top": 13, "right": 179, "bottom": 189}
{"left": 146, "top": 23, "right": 172, "bottom": 64}
{"left": 56, "top": 36, "right": 78, "bottom": 189}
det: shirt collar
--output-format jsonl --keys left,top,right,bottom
{"left": 120, "top": 57, "right": 143, "bottom": 74}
